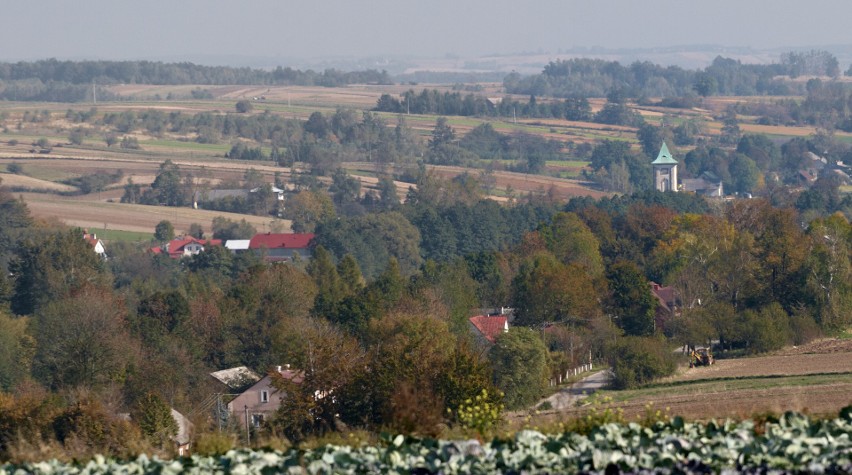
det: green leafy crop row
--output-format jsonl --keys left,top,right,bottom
{"left": 4, "top": 410, "right": 852, "bottom": 474}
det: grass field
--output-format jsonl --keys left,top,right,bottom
{"left": 88, "top": 228, "right": 154, "bottom": 242}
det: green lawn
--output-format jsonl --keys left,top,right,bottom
{"left": 90, "top": 228, "right": 153, "bottom": 243}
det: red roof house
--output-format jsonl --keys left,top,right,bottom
{"left": 153, "top": 237, "right": 222, "bottom": 259}
{"left": 248, "top": 233, "right": 315, "bottom": 262}
{"left": 469, "top": 314, "right": 509, "bottom": 344}
{"left": 82, "top": 230, "right": 107, "bottom": 258}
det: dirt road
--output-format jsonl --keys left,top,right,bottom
{"left": 539, "top": 370, "right": 610, "bottom": 411}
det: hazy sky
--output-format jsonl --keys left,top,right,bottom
{"left": 2, "top": 0, "right": 850, "bottom": 63}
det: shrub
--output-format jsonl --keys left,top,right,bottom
{"left": 608, "top": 336, "right": 677, "bottom": 389}
{"left": 193, "top": 431, "right": 237, "bottom": 456}
{"left": 450, "top": 389, "right": 504, "bottom": 437}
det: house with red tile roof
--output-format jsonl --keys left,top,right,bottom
{"left": 248, "top": 233, "right": 315, "bottom": 262}
{"left": 469, "top": 314, "right": 509, "bottom": 346}
{"left": 152, "top": 236, "right": 222, "bottom": 259}
{"left": 82, "top": 230, "right": 107, "bottom": 259}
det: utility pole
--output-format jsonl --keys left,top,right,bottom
{"left": 93, "top": 80, "right": 97, "bottom": 105}
{"left": 244, "top": 405, "right": 250, "bottom": 445}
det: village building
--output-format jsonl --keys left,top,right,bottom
{"left": 224, "top": 365, "right": 304, "bottom": 430}
{"left": 152, "top": 236, "right": 223, "bottom": 259}
{"left": 248, "top": 233, "right": 315, "bottom": 262}
{"left": 652, "top": 142, "right": 678, "bottom": 192}
{"left": 82, "top": 230, "right": 107, "bottom": 259}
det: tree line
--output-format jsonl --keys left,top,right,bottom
{"left": 0, "top": 59, "right": 392, "bottom": 102}
{"left": 505, "top": 50, "right": 843, "bottom": 99}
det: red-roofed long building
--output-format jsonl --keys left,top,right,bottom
{"left": 248, "top": 233, "right": 315, "bottom": 262}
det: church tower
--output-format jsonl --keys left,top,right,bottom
{"left": 652, "top": 142, "right": 678, "bottom": 192}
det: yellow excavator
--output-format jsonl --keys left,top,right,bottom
{"left": 689, "top": 347, "right": 714, "bottom": 368}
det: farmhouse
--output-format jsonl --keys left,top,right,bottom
{"left": 152, "top": 236, "right": 223, "bottom": 259}
{"left": 226, "top": 365, "right": 304, "bottom": 430}
{"left": 469, "top": 312, "right": 509, "bottom": 348}
{"left": 681, "top": 171, "right": 724, "bottom": 197}
{"left": 248, "top": 232, "right": 315, "bottom": 262}
{"left": 82, "top": 229, "right": 107, "bottom": 259}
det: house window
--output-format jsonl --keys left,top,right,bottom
{"left": 260, "top": 390, "right": 269, "bottom": 403}
{"left": 251, "top": 414, "right": 264, "bottom": 427}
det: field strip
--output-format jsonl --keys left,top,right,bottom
{"left": 20, "top": 192, "right": 289, "bottom": 235}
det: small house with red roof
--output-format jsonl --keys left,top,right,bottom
{"left": 248, "top": 233, "right": 315, "bottom": 262}
{"left": 469, "top": 313, "right": 509, "bottom": 347}
{"left": 82, "top": 230, "right": 107, "bottom": 259}
{"left": 153, "top": 236, "right": 223, "bottom": 259}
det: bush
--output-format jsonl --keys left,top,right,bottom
{"left": 193, "top": 431, "right": 237, "bottom": 456}
{"left": 609, "top": 336, "right": 677, "bottom": 389}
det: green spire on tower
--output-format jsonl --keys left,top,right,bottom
{"left": 652, "top": 142, "right": 677, "bottom": 165}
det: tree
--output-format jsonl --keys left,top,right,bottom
{"left": 148, "top": 160, "right": 190, "bottom": 207}
{"left": 511, "top": 252, "right": 601, "bottom": 327}
{"left": 235, "top": 100, "right": 253, "bottom": 113}
{"left": 0, "top": 310, "right": 34, "bottom": 391}
{"left": 429, "top": 117, "right": 455, "bottom": 151}
{"left": 154, "top": 220, "right": 175, "bottom": 243}
{"left": 11, "top": 229, "right": 109, "bottom": 316}
{"left": 68, "top": 128, "right": 85, "bottom": 145}
{"left": 308, "top": 245, "right": 345, "bottom": 317}
{"left": 609, "top": 336, "right": 676, "bottom": 389}
{"left": 489, "top": 328, "right": 549, "bottom": 410}
{"left": 540, "top": 212, "right": 605, "bottom": 278}
{"left": 211, "top": 216, "right": 256, "bottom": 240}
{"left": 606, "top": 260, "right": 657, "bottom": 336}
{"left": 132, "top": 392, "right": 177, "bottom": 449}
{"left": 281, "top": 190, "right": 335, "bottom": 233}
{"left": 188, "top": 223, "right": 204, "bottom": 239}
{"left": 32, "top": 286, "right": 136, "bottom": 389}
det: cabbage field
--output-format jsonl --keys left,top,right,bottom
{"left": 2, "top": 411, "right": 851, "bottom": 474}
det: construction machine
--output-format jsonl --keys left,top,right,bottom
{"left": 689, "top": 347, "right": 714, "bottom": 368}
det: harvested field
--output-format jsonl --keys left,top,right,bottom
{"left": 0, "top": 172, "right": 77, "bottom": 192}
{"left": 670, "top": 339, "right": 852, "bottom": 383}
{"left": 20, "top": 192, "right": 289, "bottom": 235}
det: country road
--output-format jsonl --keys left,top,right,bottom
{"left": 538, "top": 370, "right": 610, "bottom": 411}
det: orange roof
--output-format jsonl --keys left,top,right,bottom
{"left": 469, "top": 315, "right": 508, "bottom": 343}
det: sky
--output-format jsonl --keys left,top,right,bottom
{"left": 1, "top": 0, "right": 850, "bottom": 64}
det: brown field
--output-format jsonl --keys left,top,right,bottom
{"left": 670, "top": 340, "right": 852, "bottom": 383}
{"left": 517, "top": 339, "right": 852, "bottom": 426}
{"left": 20, "top": 192, "right": 288, "bottom": 235}
{"left": 0, "top": 172, "right": 77, "bottom": 192}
